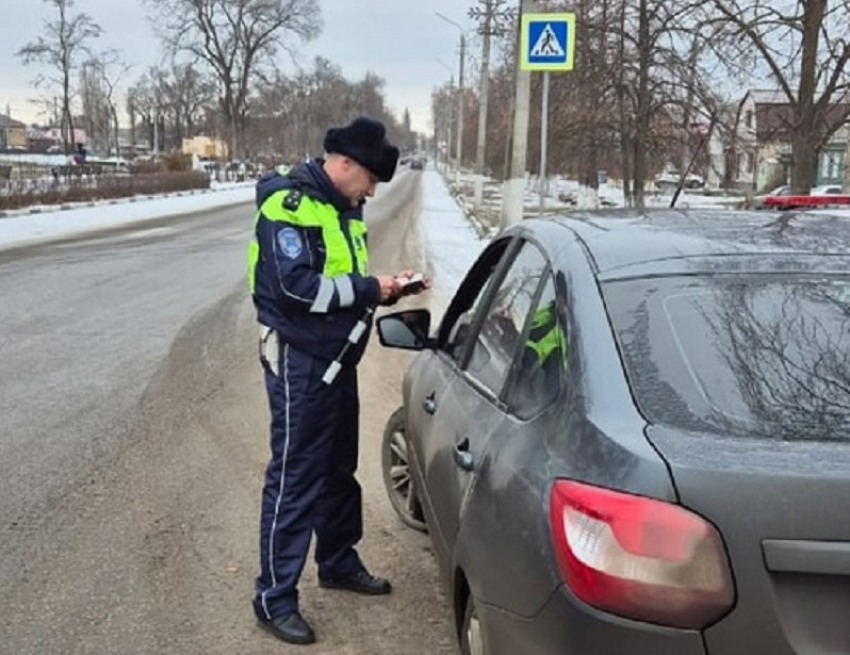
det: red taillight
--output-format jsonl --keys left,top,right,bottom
{"left": 548, "top": 480, "right": 735, "bottom": 629}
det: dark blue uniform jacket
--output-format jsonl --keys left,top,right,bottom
{"left": 249, "top": 160, "right": 380, "bottom": 366}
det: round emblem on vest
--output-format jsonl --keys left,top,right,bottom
{"left": 278, "top": 227, "right": 303, "bottom": 259}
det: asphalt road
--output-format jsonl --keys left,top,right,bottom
{"left": 0, "top": 170, "right": 457, "bottom": 654}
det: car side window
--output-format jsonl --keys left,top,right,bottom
{"left": 444, "top": 284, "right": 493, "bottom": 362}
{"left": 439, "top": 238, "right": 513, "bottom": 362}
{"left": 505, "top": 274, "right": 566, "bottom": 419}
{"left": 465, "top": 243, "right": 547, "bottom": 397}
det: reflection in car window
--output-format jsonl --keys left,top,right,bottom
{"left": 507, "top": 276, "right": 566, "bottom": 419}
{"left": 440, "top": 241, "right": 511, "bottom": 362}
{"left": 604, "top": 275, "right": 850, "bottom": 441}
{"left": 446, "top": 290, "right": 490, "bottom": 362}
{"left": 466, "top": 243, "right": 547, "bottom": 396}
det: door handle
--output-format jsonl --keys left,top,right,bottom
{"left": 453, "top": 437, "right": 474, "bottom": 472}
{"left": 423, "top": 391, "right": 437, "bottom": 415}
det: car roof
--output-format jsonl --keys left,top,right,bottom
{"left": 537, "top": 209, "right": 850, "bottom": 280}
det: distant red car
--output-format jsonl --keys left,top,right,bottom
{"left": 757, "top": 184, "right": 849, "bottom": 210}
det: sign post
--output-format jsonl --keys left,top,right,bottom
{"left": 520, "top": 13, "right": 575, "bottom": 215}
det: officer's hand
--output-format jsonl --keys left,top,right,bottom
{"left": 376, "top": 275, "right": 402, "bottom": 303}
{"left": 395, "top": 269, "right": 430, "bottom": 296}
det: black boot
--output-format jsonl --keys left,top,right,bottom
{"left": 257, "top": 611, "right": 316, "bottom": 645}
{"left": 319, "top": 569, "right": 392, "bottom": 595}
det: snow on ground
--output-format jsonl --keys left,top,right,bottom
{"left": 7, "top": 163, "right": 845, "bottom": 306}
{"left": 418, "top": 171, "right": 487, "bottom": 308}
{"left": 0, "top": 153, "right": 81, "bottom": 167}
{"left": 0, "top": 183, "right": 255, "bottom": 252}
{"left": 0, "top": 166, "right": 484, "bottom": 295}
{"left": 0, "top": 165, "right": 485, "bottom": 321}
{"left": 440, "top": 164, "right": 748, "bottom": 233}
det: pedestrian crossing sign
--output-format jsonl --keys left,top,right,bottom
{"left": 520, "top": 13, "right": 575, "bottom": 71}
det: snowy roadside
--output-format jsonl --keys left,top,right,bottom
{"left": 433, "top": 164, "right": 850, "bottom": 247}
{"left": 0, "top": 165, "right": 485, "bottom": 323}
{"left": 437, "top": 165, "right": 749, "bottom": 234}
{"left": 0, "top": 170, "right": 486, "bottom": 305}
{"left": 0, "top": 180, "right": 254, "bottom": 219}
{"left": 0, "top": 182, "right": 255, "bottom": 252}
{"left": 417, "top": 170, "right": 487, "bottom": 309}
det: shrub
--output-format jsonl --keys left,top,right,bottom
{"left": 0, "top": 171, "right": 211, "bottom": 211}
{"left": 160, "top": 153, "right": 192, "bottom": 172}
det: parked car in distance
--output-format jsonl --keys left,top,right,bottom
{"left": 377, "top": 209, "right": 850, "bottom": 655}
{"left": 755, "top": 183, "right": 845, "bottom": 209}
{"left": 752, "top": 184, "right": 791, "bottom": 209}
{"left": 810, "top": 184, "right": 843, "bottom": 195}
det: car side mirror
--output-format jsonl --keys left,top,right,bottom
{"left": 377, "top": 309, "right": 432, "bottom": 351}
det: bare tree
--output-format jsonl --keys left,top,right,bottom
{"left": 708, "top": 0, "right": 850, "bottom": 193}
{"left": 83, "top": 50, "right": 131, "bottom": 157}
{"left": 17, "top": 0, "right": 102, "bottom": 154}
{"left": 249, "top": 58, "right": 408, "bottom": 161}
{"left": 159, "top": 63, "right": 217, "bottom": 150}
{"left": 79, "top": 61, "right": 111, "bottom": 154}
{"left": 618, "top": 0, "right": 710, "bottom": 207}
{"left": 432, "top": 82, "right": 456, "bottom": 165}
{"left": 127, "top": 70, "right": 164, "bottom": 153}
{"left": 126, "top": 89, "right": 139, "bottom": 153}
{"left": 147, "top": 0, "right": 322, "bottom": 159}
{"left": 465, "top": 0, "right": 732, "bottom": 208}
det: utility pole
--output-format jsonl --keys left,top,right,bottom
{"left": 468, "top": 0, "right": 514, "bottom": 213}
{"left": 153, "top": 116, "right": 159, "bottom": 157}
{"left": 436, "top": 13, "right": 467, "bottom": 187}
{"left": 456, "top": 34, "right": 466, "bottom": 187}
{"left": 502, "top": 0, "right": 535, "bottom": 228}
{"left": 437, "top": 59, "right": 456, "bottom": 175}
{"left": 538, "top": 71, "right": 550, "bottom": 215}
{"left": 446, "top": 74, "right": 455, "bottom": 173}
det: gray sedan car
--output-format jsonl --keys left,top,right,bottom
{"left": 377, "top": 209, "right": 850, "bottom": 655}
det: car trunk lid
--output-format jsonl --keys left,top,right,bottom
{"left": 647, "top": 425, "right": 850, "bottom": 655}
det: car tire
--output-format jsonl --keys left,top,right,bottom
{"left": 381, "top": 407, "right": 427, "bottom": 532}
{"left": 460, "top": 595, "right": 487, "bottom": 655}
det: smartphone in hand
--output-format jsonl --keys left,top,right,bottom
{"left": 396, "top": 273, "right": 426, "bottom": 295}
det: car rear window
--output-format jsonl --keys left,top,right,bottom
{"left": 603, "top": 275, "right": 850, "bottom": 441}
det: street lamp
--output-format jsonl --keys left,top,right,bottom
{"left": 436, "top": 12, "right": 466, "bottom": 187}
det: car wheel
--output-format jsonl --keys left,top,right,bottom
{"left": 381, "top": 407, "right": 427, "bottom": 532}
{"left": 460, "top": 596, "right": 486, "bottom": 655}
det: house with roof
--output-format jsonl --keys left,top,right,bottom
{"left": 0, "top": 113, "right": 27, "bottom": 150}
{"left": 728, "top": 89, "right": 850, "bottom": 192}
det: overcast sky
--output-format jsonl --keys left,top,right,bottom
{"left": 0, "top": 0, "right": 477, "bottom": 133}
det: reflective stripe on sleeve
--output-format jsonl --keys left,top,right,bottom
{"left": 310, "top": 277, "right": 335, "bottom": 313}
{"left": 334, "top": 276, "right": 355, "bottom": 308}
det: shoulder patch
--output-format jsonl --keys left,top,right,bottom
{"left": 277, "top": 227, "right": 304, "bottom": 259}
{"left": 282, "top": 189, "right": 303, "bottom": 211}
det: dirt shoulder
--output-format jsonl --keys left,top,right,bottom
{"left": 0, "top": 170, "right": 457, "bottom": 655}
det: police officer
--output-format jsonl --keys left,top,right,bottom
{"left": 247, "top": 116, "right": 422, "bottom": 645}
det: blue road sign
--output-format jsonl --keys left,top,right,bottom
{"left": 520, "top": 13, "right": 575, "bottom": 71}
